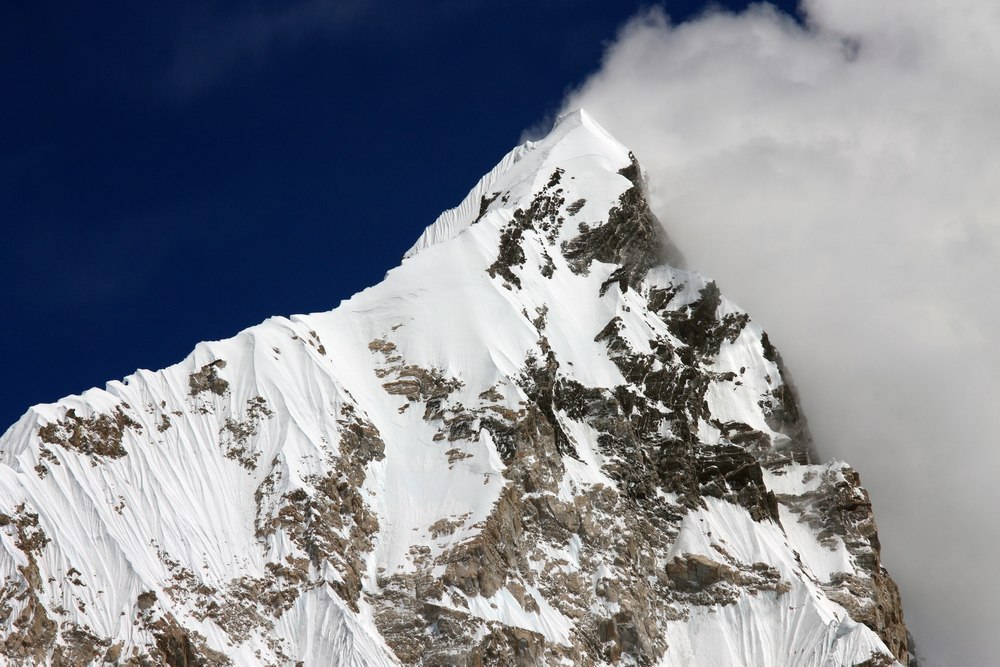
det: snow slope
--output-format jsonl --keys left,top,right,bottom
{"left": 0, "top": 110, "right": 907, "bottom": 665}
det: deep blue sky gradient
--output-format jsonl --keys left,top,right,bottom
{"left": 0, "top": 1, "right": 799, "bottom": 430}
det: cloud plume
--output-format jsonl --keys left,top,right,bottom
{"left": 561, "top": 1, "right": 1000, "bottom": 663}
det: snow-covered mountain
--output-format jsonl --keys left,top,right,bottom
{"left": 0, "top": 110, "right": 908, "bottom": 665}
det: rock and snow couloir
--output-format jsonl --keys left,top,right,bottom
{"left": 0, "top": 110, "right": 908, "bottom": 665}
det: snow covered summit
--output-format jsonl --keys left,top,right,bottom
{"left": 0, "top": 111, "right": 908, "bottom": 665}
{"left": 406, "top": 109, "right": 632, "bottom": 258}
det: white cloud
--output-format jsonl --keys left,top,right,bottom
{"left": 561, "top": 2, "right": 1000, "bottom": 663}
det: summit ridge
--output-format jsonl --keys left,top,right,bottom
{"left": 405, "top": 108, "right": 629, "bottom": 259}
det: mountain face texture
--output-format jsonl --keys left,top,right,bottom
{"left": 0, "top": 111, "right": 908, "bottom": 666}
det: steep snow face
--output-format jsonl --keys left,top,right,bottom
{"left": 0, "top": 110, "right": 906, "bottom": 665}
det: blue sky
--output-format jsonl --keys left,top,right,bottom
{"left": 0, "top": 1, "right": 797, "bottom": 429}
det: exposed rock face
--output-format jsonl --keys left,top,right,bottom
{"left": 771, "top": 465, "right": 908, "bottom": 661}
{"left": 0, "top": 110, "right": 907, "bottom": 665}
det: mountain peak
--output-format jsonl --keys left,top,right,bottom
{"left": 547, "top": 107, "right": 620, "bottom": 148}
{"left": 0, "top": 113, "right": 908, "bottom": 665}
{"left": 404, "top": 108, "right": 633, "bottom": 260}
